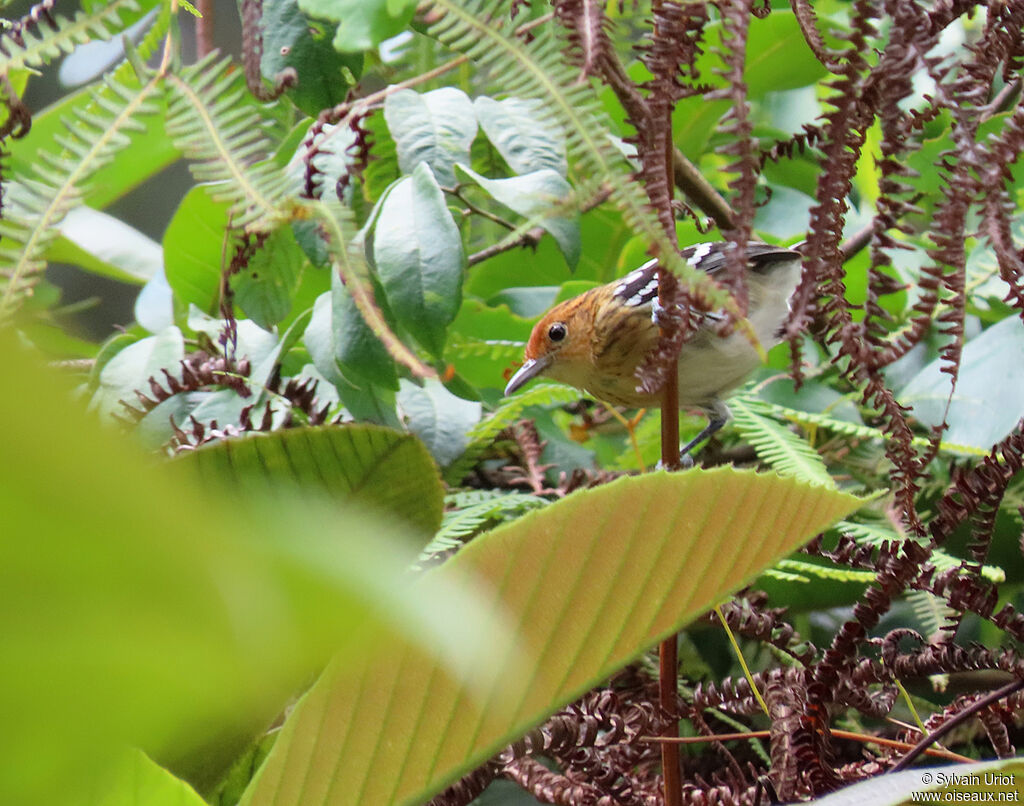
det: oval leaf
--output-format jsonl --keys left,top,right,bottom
{"left": 474, "top": 96, "right": 568, "bottom": 176}
{"left": 397, "top": 379, "right": 482, "bottom": 467}
{"left": 373, "top": 163, "right": 464, "bottom": 357}
{"left": 901, "top": 315, "right": 1024, "bottom": 450}
{"left": 456, "top": 164, "right": 580, "bottom": 268}
{"left": 241, "top": 468, "right": 862, "bottom": 806}
{"left": 384, "top": 87, "right": 477, "bottom": 186}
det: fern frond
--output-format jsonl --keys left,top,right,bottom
{"left": 163, "top": 52, "right": 291, "bottom": 231}
{"left": 774, "top": 558, "right": 874, "bottom": 584}
{"left": 730, "top": 396, "right": 835, "bottom": 488}
{"left": 836, "top": 520, "right": 1005, "bottom": 583}
{"left": 740, "top": 396, "right": 986, "bottom": 457}
{"left": 444, "top": 382, "right": 583, "bottom": 484}
{"left": 445, "top": 334, "right": 524, "bottom": 364}
{"left": 907, "top": 590, "right": 954, "bottom": 637}
{"left": 0, "top": 70, "right": 161, "bottom": 322}
{"left": 421, "top": 0, "right": 738, "bottom": 314}
{"left": 0, "top": 0, "right": 145, "bottom": 76}
{"left": 421, "top": 492, "right": 546, "bottom": 560}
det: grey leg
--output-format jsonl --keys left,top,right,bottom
{"left": 679, "top": 399, "right": 731, "bottom": 460}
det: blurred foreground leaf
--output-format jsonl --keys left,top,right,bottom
{"left": 0, "top": 330, "right": 511, "bottom": 806}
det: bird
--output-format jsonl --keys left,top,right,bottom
{"left": 503, "top": 242, "right": 803, "bottom": 458}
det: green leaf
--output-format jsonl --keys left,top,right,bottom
{"left": 234, "top": 227, "right": 308, "bottom": 329}
{"left": 900, "top": 315, "right": 1024, "bottom": 450}
{"left": 89, "top": 749, "right": 207, "bottom": 806}
{"left": 384, "top": 87, "right": 477, "bottom": 186}
{"left": 173, "top": 424, "right": 443, "bottom": 537}
{"left": 372, "top": 163, "right": 464, "bottom": 357}
{"left": 3, "top": 331, "right": 509, "bottom": 806}
{"left": 456, "top": 164, "right": 580, "bottom": 268}
{"left": 474, "top": 96, "right": 568, "bottom": 176}
{"left": 261, "top": 0, "right": 362, "bottom": 116}
{"left": 241, "top": 469, "right": 863, "bottom": 806}
{"left": 397, "top": 379, "right": 482, "bottom": 467}
{"left": 696, "top": 11, "right": 829, "bottom": 99}
{"left": 163, "top": 185, "right": 231, "bottom": 313}
{"left": 91, "top": 325, "right": 185, "bottom": 419}
{"left": 329, "top": 264, "right": 401, "bottom": 389}
{"left": 48, "top": 206, "right": 162, "bottom": 284}
{"left": 300, "top": 0, "right": 417, "bottom": 52}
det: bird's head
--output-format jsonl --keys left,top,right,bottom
{"left": 504, "top": 293, "right": 596, "bottom": 396}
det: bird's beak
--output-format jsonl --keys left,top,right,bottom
{"left": 504, "top": 356, "right": 552, "bottom": 396}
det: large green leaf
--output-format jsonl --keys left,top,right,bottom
{"left": 1, "top": 332, "right": 509, "bottom": 806}
{"left": 474, "top": 96, "right": 568, "bottom": 176}
{"left": 233, "top": 227, "right": 309, "bottom": 330}
{"left": 300, "top": 0, "right": 417, "bottom": 52}
{"left": 173, "top": 425, "right": 444, "bottom": 536}
{"left": 900, "top": 315, "right": 1024, "bottom": 450}
{"left": 261, "top": 0, "right": 362, "bottom": 116}
{"left": 372, "top": 163, "right": 465, "bottom": 357}
{"left": 163, "top": 185, "right": 231, "bottom": 313}
{"left": 242, "top": 468, "right": 861, "bottom": 806}
{"left": 91, "top": 325, "right": 185, "bottom": 419}
{"left": 384, "top": 88, "right": 477, "bottom": 187}
{"left": 456, "top": 165, "right": 581, "bottom": 269}
{"left": 396, "top": 379, "right": 482, "bottom": 467}
{"left": 87, "top": 749, "right": 207, "bottom": 806}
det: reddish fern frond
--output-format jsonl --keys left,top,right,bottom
{"left": 240, "top": 0, "right": 297, "bottom": 101}
{"left": 552, "top": 0, "right": 615, "bottom": 81}
{"left": 707, "top": 0, "right": 755, "bottom": 315}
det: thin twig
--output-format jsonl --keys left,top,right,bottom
{"left": 644, "top": 729, "right": 974, "bottom": 763}
{"left": 889, "top": 677, "right": 1024, "bottom": 772}
{"left": 839, "top": 219, "right": 874, "bottom": 263}
{"left": 466, "top": 184, "right": 613, "bottom": 266}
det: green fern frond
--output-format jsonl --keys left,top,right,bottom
{"left": 421, "top": 0, "right": 737, "bottom": 314}
{"left": 0, "top": 70, "right": 161, "bottom": 322}
{"left": 163, "top": 52, "right": 291, "bottom": 231}
{"left": 774, "top": 558, "right": 874, "bottom": 584}
{"left": 740, "top": 396, "right": 986, "bottom": 457}
{"left": 445, "top": 334, "right": 524, "bottom": 364}
{"left": 730, "top": 397, "right": 835, "bottom": 488}
{"left": 835, "top": 520, "right": 1005, "bottom": 583}
{"left": 908, "top": 590, "right": 954, "bottom": 637}
{"left": 444, "top": 382, "right": 582, "bottom": 484}
{"left": 0, "top": 0, "right": 148, "bottom": 76}
{"left": 417, "top": 492, "right": 546, "bottom": 565}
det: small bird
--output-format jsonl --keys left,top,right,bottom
{"left": 504, "top": 242, "right": 803, "bottom": 458}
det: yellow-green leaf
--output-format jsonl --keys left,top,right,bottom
{"left": 242, "top": 468, "right": 862, "bottom": 806}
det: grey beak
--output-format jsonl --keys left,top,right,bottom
{"left": 504, "top": 356, "right": 551, "bottom": 396}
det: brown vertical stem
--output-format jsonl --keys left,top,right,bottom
{"left": 658, "top": 358, "right": 682, "bottom": 806}
{"left": 196, "top": 0, "right": 215, "bottom": 58}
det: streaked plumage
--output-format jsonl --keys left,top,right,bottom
{"left": 504, "top": 242, "right": 803, "bottom": 455}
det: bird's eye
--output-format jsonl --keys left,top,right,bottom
{"left": 548, "top": 322, "right": 567, "bottom": 342}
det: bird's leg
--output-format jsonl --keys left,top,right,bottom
{"left": 679, "top": 400, "right": 731, "bottom": 461}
